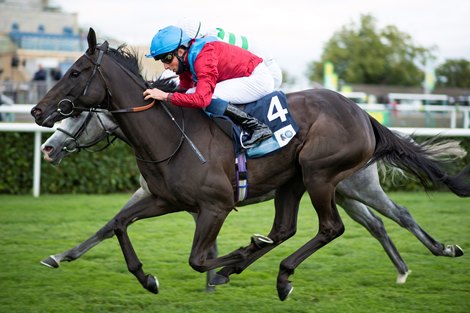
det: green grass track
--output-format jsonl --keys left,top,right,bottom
{"left": 0, "top": 192, "right": 468, "bottom": 313}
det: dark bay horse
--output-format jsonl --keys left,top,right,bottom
{"left": 31, "top": 28, "right": 470, "bottom": 300}
{"left": 41, "top": 106, "right": 466, "bottom": 286}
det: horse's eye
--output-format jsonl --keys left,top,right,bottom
{"left": 70, "top": 70, "right": 80, "bottom": 78}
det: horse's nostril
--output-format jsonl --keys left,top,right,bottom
{"left": 31, "top": 107, "right": 42, "bottom": 118}
{"left": 43, "top": 146, "right": 53, "bottom": 153}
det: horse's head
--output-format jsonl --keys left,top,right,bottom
{"left": 31, "top": 28, "right": 110, "bottom": 127}
{"left": 41, "top": 111, "right": 119, "bottom": 165}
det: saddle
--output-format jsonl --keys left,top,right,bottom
{"left": 207, "top": 91, "right": 299, "bottom": 202}
{"left": 210, "top": 91, "right": 299, "bottom": 158}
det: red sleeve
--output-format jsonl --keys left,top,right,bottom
{"left": 170, "top": 45, "right": 219, "bottom": 109}
{"left": 178, "top": 71, "right": 193, "bottom": 90}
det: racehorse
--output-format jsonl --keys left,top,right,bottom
{"left": 31, "top": 28, "right": 470, "bottom": 300}
{"left": 40, "top": 104, "right": 466, "bottom": 286}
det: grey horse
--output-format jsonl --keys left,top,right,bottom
{"left": 40, "top": 110, "right": 465, "bottom": 286}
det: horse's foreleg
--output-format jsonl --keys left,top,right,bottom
{"left": 189, "top": 212, "right": 218, "bottom": 292}
{"left": 336, "top": 195, "right": 410, "bottom": 283}
{"left": 211, "top": 177, "right": 305, "bottom": 286}
{"left": 41, "top": 219, "right": 116, "bottom": 268}
{"left": 41, "top": 187, "right": 151, "bottom": 268}
{"left": 205, "top": 241, "right": 218, "bottom": 292}
{"left": 113, "top": 196, "right": 178, "bottom": 294}
{"left": 188, "top": 207, "right": 236, "bottom": 273}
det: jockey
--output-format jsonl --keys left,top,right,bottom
{"left": 143, "top": 25, "right": 274, "bottom": 147}
{"left": 176, "top": 18, "right": 283, "bottom": 89}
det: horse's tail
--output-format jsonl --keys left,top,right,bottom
{"left": 377, "top": 138, "right": 467, "bottom": 184}
{"left": 369, "top": 116, "right": 470, "bottom": 197}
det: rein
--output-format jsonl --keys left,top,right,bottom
{"left": 109, "top": 100, "right": 156, "bottom": 114}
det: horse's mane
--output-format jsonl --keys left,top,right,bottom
{"left": 107, "top": 44, "right": 142, "bottom": 78}
{"left": 106, "top": 44, "right": 178, "bottom": 93}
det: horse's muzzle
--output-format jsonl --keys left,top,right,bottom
{"left": 31, "top": 106, "right": 59, "bottom": 128}
{"left": 31, "top": 106, "right": 42, "bottom": 120}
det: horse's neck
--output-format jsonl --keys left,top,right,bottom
{"left": 101, "top": 64, "right": 159, "bottom": 150}
{"left": 103, "top": 58, "right": 205, "bottom": 161}
{"left": 111, "top": 103, "right": 188, "bottom": 161}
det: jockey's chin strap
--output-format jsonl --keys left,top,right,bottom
{"left": 175, "top": 49, "right": 189, "bottom": 75}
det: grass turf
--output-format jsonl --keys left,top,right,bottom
{"left": 0, "top": 192, "right": 468, "bottom": 313}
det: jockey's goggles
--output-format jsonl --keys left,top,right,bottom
{"left": 155, "top": 52, "right": 175, "bottom": 64}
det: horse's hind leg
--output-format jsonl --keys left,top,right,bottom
{"left": 338, "top": 164, "right": 464, "bottom": 257}
{"left": 336, "top": 195, "right": 410, "bottom": 283}
{"left": 375, "top": 199, "right": 463, "bottom": 257}
{"left": 210, "top": 176, "right": 305, "bottom": 286}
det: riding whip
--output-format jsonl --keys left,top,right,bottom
{"left": 160, "top": 101, "right": 207, "bottom": 164}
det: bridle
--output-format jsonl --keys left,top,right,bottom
{"left": 54, "top": 41, "right": 206, "bottom": 163}
{"left": 57, "top": 111, "right": 119, "bottom": 153}
{"left": 56, "top": 41, "right": 156, "bottom": 117}
{"left": 56, "top": 43, "right": 111, "bottom": 116}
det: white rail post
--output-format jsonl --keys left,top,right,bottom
{"left": 464, "top": 108, "right": 470, "bottom": 128}
{"left": 450, "top": 108, "right": 456, "bottom": 128}
{"left": 33, "top": 131, "right": 42, "bottom": 197}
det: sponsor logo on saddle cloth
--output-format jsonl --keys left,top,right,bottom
{"left": 242, "top": 91, "right": 298, "bottom": 158}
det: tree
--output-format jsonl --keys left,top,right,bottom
{"left": 436, "top": 59, "right": 470, "bottom": 88}
{"left": 307, "top": 14, "right": 435, "bottom": 86}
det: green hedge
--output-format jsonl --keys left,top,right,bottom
{"left": 0, "top": 132, "right": 140, "bottom": 194}
{"left": 0, "top": 132, "right": 469, "bottom": 194}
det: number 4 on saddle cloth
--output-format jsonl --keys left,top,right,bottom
{"left": 206, "top": 91, "right": 299, "bottom": 202}
{"left": 207, "top": 91, "right": 299, "bottom": 158}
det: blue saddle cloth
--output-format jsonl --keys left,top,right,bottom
{"left": 210, "top": 91, "right": 299, "bottom": 158}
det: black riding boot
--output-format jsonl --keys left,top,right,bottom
{"left": 224, "top": 104, "right": 272, "bottom": 147}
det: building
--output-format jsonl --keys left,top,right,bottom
{"left": 0, "top": 0, "right": 85, "bottom": 84}
{"left": 0, "top": 0, "right": 162, "bottom": 103}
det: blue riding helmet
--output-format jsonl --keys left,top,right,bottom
{"left": 145, "top": 25, "right": 191, "bottom": 59}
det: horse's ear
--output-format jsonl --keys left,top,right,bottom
{"left": 100, "top": 41, "right": 109, "bottom": 51}
{"left": 87, "top": 28, "right": 97, "bottom": 55}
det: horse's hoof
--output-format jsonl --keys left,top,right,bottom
{"left": 396, "top": 270, "right": 411, "bottom": 284}
{"left": 208, "top": 273, "right": 230, "bottom": 286}
{"left": 251, "top": 234, "right": 274, "bottom": 249}
{"left": 277, "top": 282, "right": 294, "bottom": 301}
{"left": 451, "top": 245, "right": 464, "bottom": 257}
{"left": 40, "top": 255, "right": 60, "bottom": 268}
{"left": 146, "top": 275, "right": 159, "bottom": 294}
{"left": 205, "top": 284, "right": 216, "bottom": 293}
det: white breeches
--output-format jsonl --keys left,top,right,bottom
{"left": 212, "top": 61, "right": 275, "bottom": 104}
{"left": 264, "top": 59, "right": 283, "bottom": 89}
